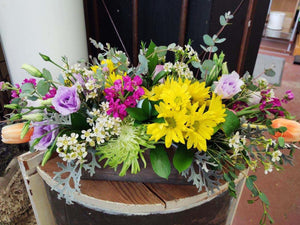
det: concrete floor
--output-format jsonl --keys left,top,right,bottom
{"left": 233, "top": 43, "right": 300, "bottom": 225}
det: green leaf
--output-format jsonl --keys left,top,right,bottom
{"left": 207, "top": 46, "right": 218, "bottom": 53}
{"left": 200, "top": 44, "right": 208, "bottom": 52}
{"left": 156, "top": 46, "right": 168, "bottom": 58}
{"left": 215, "top": 38, "right": 226, "bottom": 44}
{"left": 203, "top": 34, "right": 214, "bottom": 46}
{"left": 71, "top": 112, "right": 90, "bottom": 130}
{"left": 220, "top": 15, "right": 227, "bottom": 26}
{"left": 247, "top": 200, "right": 255, "bottom": 204}
{"left": 235, "top": 163, "right": 245, "bottom": 170}
{"left": 43, "top": 68, "right": 52, "bottom": 80}
{"left": 20, "top": 83, "right": 35, "bottom": 97}
{"left": 249, "top": 175, "right": 257, "bottom": 181}
{"left": 137, "top": 55, "right": 148, "bottom": 75}
{"left": 202, "top": 60, "right": 215, "bottom": 71}
{"left": 173, "top": 144, "right": 194, "bottom": 173}
{"left": 278, "top": 137, "right": 285, "bottom": 147}
{"left": 259, "top": 192, "right": 270, "bottom": 206}
{"left": 20, "top": 121, "right": 30, "bottom": 140}
{"left": 246, "top": 177, "right": 254, "bottom": 191}
{"left": 267, "top": 213, "right": 274, "bottom": 224}
{"left": 141, "top": 98, "right": 152, "bottom": 118}
{"left": 221, "top": 109, "right": 240, "bottom": 136}
{"left": 229, "top": 171, "right": 238, "bottom": 179}
{"left": 146, "top": 41, "right": 158, "bottom": 75}
{"left": 150, "top": 145, "right": 171, "bottom": 179}
{"left": 126, "top": 107, "right": 149, "bottom": 121}
{"left": 37, "top": 80, "right": 50, "bottom": 96}
{"left": 27, "top": 96, "right": 39, "bottom": 101}
{"left": 191, "top": 61, "right": 201, "bottom": 69}
{"left": 264, "top": 68, "right": 276, "bottom": 77}
{"left": 278, "top": 126, "right": 287, "bottom": 133}
{"left": 153, "top": 70, "right": 166, "bottom": 85}
{"left": 223, "top": 173, "right": 231, "bottom": 182}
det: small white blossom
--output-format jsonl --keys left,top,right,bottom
{"left": 164, "top": 62, "right": 173, "bottom": 72}
{"left": 271, "top": 150, "right": 282, "bottom": 162}
{"left": 264, "top": 163, "right": 273, "bottom": 174}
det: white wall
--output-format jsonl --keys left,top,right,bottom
{"left": 0, "top": 0, "right": 88, "bottom": 85}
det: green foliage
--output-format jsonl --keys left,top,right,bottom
{"left": 173, "top": 144, "right": 194, "bottom": 173}
{"left": 150, "top": 145, "right": 171, "bottom": 179}
{"left": 42, "top": 68, "right": 52, "bottom": 80}
{"left": 37, "top": 80, "right": 50, "bottom": 96}
{"left": 221, "top": 110, "right": 240, "bottom": 136}
{"left": 20, "top": 121, "right": 30, "bottom": 140}
{"left": 20, "top": 83, "right": 35, "bottom": 98}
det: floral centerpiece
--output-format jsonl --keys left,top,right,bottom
{"left": 1, "top": 12, "right": 299, "bottom": 224}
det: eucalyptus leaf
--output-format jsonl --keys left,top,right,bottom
{"left": 191, "top": 61, "right": 201, "bottom": 69}
{"left": 215, "top": 38, "right": 226, "bottom": 44}
{"left": 43, "top": 68, "right": 52, "bottom": 80}
{"left": 202, "top": 60, "right": 215, "bottom": 71}
{"left": 220, "top": 15, "right": 227, "bottom": 26}
{"left": 20, "top": 83, "right": 35, "bottom": 97}
{"left": 207, "top": 46, "right": 218, "bottom": 53}
{"left": 137, "top": 55, "right": 148, "bottom": 75}
{"left": 156, "top": 46, "right": 168, "bottom": 58}
{"left": 203, "top": 34, "right": 214, "bottom": 46}
{"left": 150, "top": 145, "right": 171, "bottom": 179}
{"left": 200, "top": 44, "right": 208, "bottom": 52}
{"left": 37, "top": 80, "right": 50, "bottom": 96}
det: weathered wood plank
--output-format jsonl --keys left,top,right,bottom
{"left": 18, "top": 151, "right": 56, "bottom": 225}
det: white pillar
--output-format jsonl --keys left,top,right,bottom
{"left": 0, "top": 0, "right": 88, "bottom": 85}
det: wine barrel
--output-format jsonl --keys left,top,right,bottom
{"left": 37, "top": 157, "right": 245, "bottom": 225}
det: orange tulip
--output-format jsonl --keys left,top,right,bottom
{"left": 271, "top": 118, "right": 300, "bottom": 142}
{"left": 1, "top": 123, "right": 34, "bottom": 144}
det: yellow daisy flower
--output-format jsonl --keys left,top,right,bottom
{"left": 147, "top": 102, "right": 187, "bottom": 148}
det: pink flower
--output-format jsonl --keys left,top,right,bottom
{"left": 43, "top": 87, "right": 57, "bottom": 100}
{"left": 133, "top": 75, "right": 143, "bottom": 86}
{"left": 123, "top": 76, "right": 134, "bottom": 91}
{"left": 282, "top": 90, "right": 294, "bottom": 103}
{"left": 22, "top": 78, "right": 37, "bottom": 86}
{"left": 11, "top": 84, "right": 20, "bottom": 99}
{"left": 133, "top": 87, "right": 145, "bottom": 99}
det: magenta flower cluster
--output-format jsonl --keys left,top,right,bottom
{"left": 259, "top": 90, "right": 285, "bottom": 117}
{"left": 104, "top": 75, "right": 144, "bottom": 119}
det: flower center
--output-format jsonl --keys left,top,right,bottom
{"left": 165, "top": 117, "right": 176, "bottom": 128}
{"left": 193, "top": 121, "right": 200, "bottom": 130}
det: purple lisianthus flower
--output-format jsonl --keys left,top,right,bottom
{"left": 214, "top": 71, "right": 244, "bottom": 99}
{"left": 52, "top": 85, "right": 81, "bottom": 116}
{"left": 30, "top": 122, "right": 59, "bottom": 151}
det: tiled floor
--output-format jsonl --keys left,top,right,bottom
{"left": 232, "top": 42, "right": 300, "bottom": 225}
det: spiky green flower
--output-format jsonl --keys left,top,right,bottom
{"left": 96, "top": 122, "right": 155, "bottom": 176}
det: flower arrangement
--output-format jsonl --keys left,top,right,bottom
{"left": 1, "top": 12, "right": 299, "bottom": 224}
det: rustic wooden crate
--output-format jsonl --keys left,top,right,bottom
{"left": 18, "top": 151, "right": 56, "bottom": 225}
